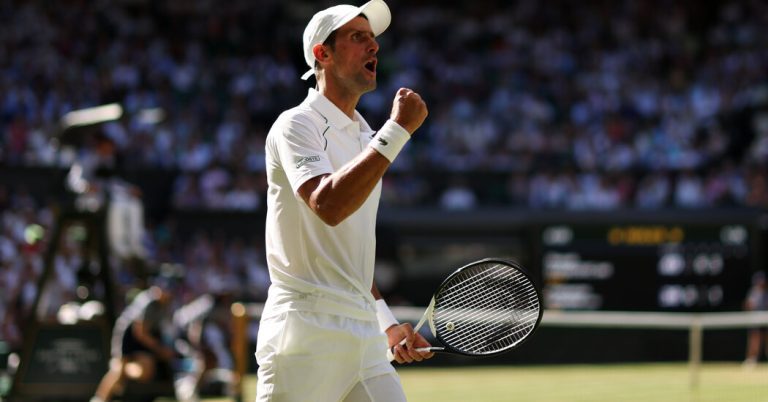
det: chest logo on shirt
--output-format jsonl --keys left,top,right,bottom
{"left": 295, "top": 155, "right": 321, "bottom": 169}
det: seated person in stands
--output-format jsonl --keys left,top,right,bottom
{"left": 90, "top": 278, "right": 177, "bottom": 402}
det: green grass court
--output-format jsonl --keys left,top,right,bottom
{"left": 184, "top": 363, "right": 767, "bottom": 402}
{"left": 396, "top": 363, "right": 768, "bottom": 402}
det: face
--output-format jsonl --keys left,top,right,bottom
{"left": 319, "top": 16, "right": 380, "bottom": 94}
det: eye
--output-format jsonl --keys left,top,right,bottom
{"left": 351, "top": 32, "right": 372, "bottom": 43}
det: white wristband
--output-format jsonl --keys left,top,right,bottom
{"left": 369, "top": 120, "right": 410, "bottom": 162}
{"left": 375, "top": 299, "right": 399, "bottom": 332}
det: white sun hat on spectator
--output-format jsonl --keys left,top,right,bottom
{"left": 301, "top": 0, "right": 391, "bottom": 80}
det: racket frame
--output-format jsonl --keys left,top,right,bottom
{"left": 428, "top": 257, "right": 543, "bottom": 357}
{"left": 387, "top": 257, "right": 543, "bottom": 360}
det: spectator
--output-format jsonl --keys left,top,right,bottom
{"left": 635, "top": 171, "right": 672, "bottom": 209}
{"left": 439, "top": 177, "right": 478, "bottom": 210}
{"left": 743, "top": 271, "right": 768, "bottom": 368}
{"left": 674, "top": 170, "right": 707, "bottom": 208}
{"left": 223, "top": 174, "right": 261, "bottom": 211}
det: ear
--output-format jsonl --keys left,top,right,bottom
{"left": 312, "top": 43, "right": 331, "bottom": 65}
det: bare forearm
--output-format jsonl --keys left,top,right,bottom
{"left": 371, "top": 282, "right": 383, "bottom": 300}
{"left": 299, "top": 88, "right": 428, "bottom": 226}
{"left": 302, "top": 147, "right": 390, "bottom": 226}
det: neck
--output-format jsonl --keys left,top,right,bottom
{"left": 316, "top": 77, "right": 360, "bottom": 119}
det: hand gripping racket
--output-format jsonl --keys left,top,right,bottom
{"left": 386, "top": 258, "right": 542, "bottom": 361}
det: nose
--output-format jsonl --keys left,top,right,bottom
{"left": 368, "top": 36, "right": 379, "bottom": 54}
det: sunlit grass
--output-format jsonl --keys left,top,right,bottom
{"left": 396, "top": 363, "right": 768, "bottom": 402}
{"left": 170, "top": 362, "right": 768, "bottom": 402}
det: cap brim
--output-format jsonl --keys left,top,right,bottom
{"left": 360, "top": 0, "right": 391, "bottom": 37}
{"left": 332, "top": 0, "right": 391, "bottom": 39}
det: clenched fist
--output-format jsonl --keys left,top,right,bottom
{"left": 390, "top": 88, "right": 428, "bottom": 135}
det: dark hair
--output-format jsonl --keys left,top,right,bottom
{"left": 324, "top": 29, "right": 339, "bottom": 49}
{"left": 314, "top": 30, "right": 339, "bottom": 70}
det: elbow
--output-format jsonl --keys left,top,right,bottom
{"left": 323, "top": 217, "right": 343, "bottom": 227}
{"left": 314, "top": 205, "right": 346, "bottom": 227}
{"left": 311, "top": 197, "right": 348, "bottom": 226}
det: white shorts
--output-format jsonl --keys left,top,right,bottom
{"left": 255, "top": 310, "right": 405, "bottom": 402}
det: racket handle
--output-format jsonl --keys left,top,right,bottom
{"left": 386, "top": 337, "right": 408, "bottom": 361}
{"left": 386, "top": 346, "right": 442, "bottom": 362}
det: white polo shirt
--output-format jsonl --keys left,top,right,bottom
{"left": 263, "top": 88, "right": 382, "bottom": 320}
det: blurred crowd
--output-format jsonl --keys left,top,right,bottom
{"left": 2, "top": 0, "right": 768, "bottom": 352}
{"left": 2, "top": 0, "right": 768, "bottom": 209}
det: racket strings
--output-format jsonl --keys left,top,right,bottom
{"left": 449, "top": 274, "right": 538, "bottom": 352}
{"left": 433, "top": 262, "right": 540, "bottom": 355}
{"left": 441, "top": 265, "right": 539, "bottom": 324}
{"left": 440, "top": 277, "right": 538, "bottom": 352}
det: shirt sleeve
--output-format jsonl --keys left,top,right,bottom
{"left": 272, "top": 113, "right": 334, "bottom": 194}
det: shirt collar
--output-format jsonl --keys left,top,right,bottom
{"left": 305, "top": 88, "right": 363, "bottom": 131}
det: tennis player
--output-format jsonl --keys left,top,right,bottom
{"left": 257, "top": 0, "right": 433, "bottom": 400}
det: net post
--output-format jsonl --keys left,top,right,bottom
{"left": 688, "top": 315, "right": 702, "bottom": 389}
{"left": 231, "top": 302, "right": 248, "bottom": 401}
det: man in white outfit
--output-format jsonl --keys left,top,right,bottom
{"left": 257, "top": 1, "right": 434, "bottom": 401}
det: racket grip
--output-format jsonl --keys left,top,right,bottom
{"left": 386, "top": 337, "right": 408, "bottom": 362}
{"left": 386, "top": 346, "right": 436, "bottom": 362}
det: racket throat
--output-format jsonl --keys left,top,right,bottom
{"left": 423, "top": 298, "right": 437, "bottom": 337}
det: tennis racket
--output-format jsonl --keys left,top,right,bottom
{"left": 387, "top": 258, "right": 542, "bottom": 361}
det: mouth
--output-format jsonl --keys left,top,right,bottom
{"left": 364, "top": 59, "right": 377, "bottom": 75}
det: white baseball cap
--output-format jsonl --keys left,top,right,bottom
{"left": 301, "top": 0, "right": 391, "bottom": 80}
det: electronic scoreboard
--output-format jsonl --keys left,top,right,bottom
{"left": 540, "top": 222, "right": 758, "bottom": 312}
